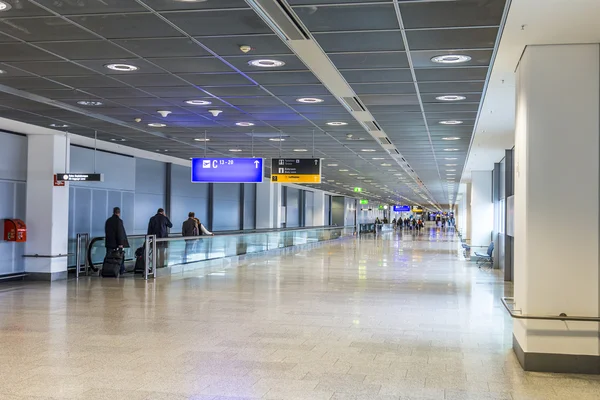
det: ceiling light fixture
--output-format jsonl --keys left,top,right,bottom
{"left": 77, "top": 100, "right": 103, "bottom": 106}
{"left": 339, "top": 169, "right": 349, "bottom": 172}
{"left": 194, "top": 138, "right": 210, "bottom": 142}
{"left": 148, "top": 123, "right": 166, "bottom": 128}
{"left": 372, "top": 157, "right": 384, "bottom": 160}
{"left": 431, "top": 55, "right": 472, "bottom": 64}
{"left": 293, "top": 149, "right": 308, "bottom": 152}
{"left": 445, "top": 164, "right": 457, "bottom": 166}
{"left": 0, "top": 69, "right": 6, "bottom": 74}
{"left": 361, "top": 149, "right": 376, "bottom": 152}
{"left": 381, "top": 163, "right": 392, "bottom": 167}
{"left": 269, "top": 138, "right": 285, "bottom": 142}
{"left": 327, "top": 121, "right": 348, "bottom": 126}
{"left": 442, "top": 137, "right": 461, "bottom": 141}
{"left": 436, "top": 95, "right": 466, "bottom": 102}
{"left": 248, "top": 59, "right": 285, "bottom": 68}
{"left": 444, "top": 149, "right": 459, "bottom": 152}
{"left": 297, "top": 97, "right": 324, "bottom": 103}
{"left": 185, "top": 99, "right": 211, "bottom": 106}
{"left": 327, "top": 164, "right": 338, "bottom": 167}
{"left": 445, "top": 157, "right": 458, "bottom": 160}
{"left": 49, "top": 123, "right": 68, "bottom": 128}
{"left": 105, "top": 63, "right": 139, "bottom": 72}
{"left": 349, "top": 173, "right": 358, "bottom": 176}
{"left": 229, "top": 149, "right": 243, "bottom": 152}
{"left": 439, "top": 120, "right": 464, "bottom": 125}
{"left": 111, "top": 138, "right": 126, "bottom": 142}
{"left": 0, "top": 1, "right": 11, "bottom": 11}
{"left": 236, "top": 122, "right": 255, "bottom": 127}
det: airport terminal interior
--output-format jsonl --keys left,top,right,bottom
{"left": 1, "top": 0, "right": 600, "bottom": 399}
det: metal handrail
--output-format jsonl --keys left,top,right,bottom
{"left": 501, "top": 297, "right": 600, "bottom": 322}
{"left": 153, "top": 226, "right": 350, "bottom": 243}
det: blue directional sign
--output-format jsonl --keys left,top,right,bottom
{"left": 191, "top": 158, "right": 263, "bottom": 183}
{"left": 393, "top": 205, "right": 411, "bottom": 212}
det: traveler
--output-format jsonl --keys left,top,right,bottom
{"left": 383, "top": 217, "right": 389, "bottom": 224}
{"left": 104, "top": 207, "right": 129, "bottom": 275}
{"left": 147, "top": 208, "right": 173, "bottom": 267}
{"left": 182, "top": 212, "right": 200, "bottom": 237}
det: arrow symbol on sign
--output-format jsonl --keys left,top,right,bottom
{"left": 254, "top": 160, "right": 260, "bottom": 168}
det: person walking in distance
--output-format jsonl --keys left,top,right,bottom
{"left": 147, "top": 208, "right": 172, "bottom": 268}
{"left": 104, "top": 207, "right": 129, "bottom": 274}
{"left": 182, "top": 212, "right": 213, "bottom": 262}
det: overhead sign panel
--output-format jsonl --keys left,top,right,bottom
{"left": 56, "top": 173, "right": 103, "bottom": 182}
{"left": 271, "top": 158, "right": 321, "bottom": 183}
{"left": 393, "top": 205, "right": 411, "bottom": 212}
{"left": 191, "top": 158, "right": 263, "bottom": 183}
{"left": 360, "top": 199, "right": 369, "bottom": 205}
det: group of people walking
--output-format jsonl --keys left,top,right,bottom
{"left": 392, "top": 217, "right": 424, "bottom": 230}
{"left": 103, "top": 207, "right": 213, "bottom": 275}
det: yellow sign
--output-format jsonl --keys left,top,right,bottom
{"left": 271, "top": 174, "right": 321, "bottom": 183}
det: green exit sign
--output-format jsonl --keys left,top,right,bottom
{"left": 360, "top": 199, "right": 369, "bottom": 205}
{"left": 354, "top": 187, "right": 362, "bottom": 192}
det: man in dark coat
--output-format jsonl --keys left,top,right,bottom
{"left": 147, "top": 208, "right": 173, "bottom": 267}
{"left": 105, "top": 207, "right": 129, "bottom": 274}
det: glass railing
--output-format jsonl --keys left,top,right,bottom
{"left": 87, "top": 226, "right": 354, "bottom": 272}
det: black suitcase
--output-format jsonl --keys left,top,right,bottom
{"left": 134, "top": 246, "right": 145, "bottom": 273}
{"left": 101, "top": 249, "right": 123, "bottom": 278}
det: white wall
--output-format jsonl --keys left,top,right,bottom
{"left": 470, "top": 171, "right": 493, "bottom": 247}
{"left": 513, "top": 44, "right": 599, "bottom": 356}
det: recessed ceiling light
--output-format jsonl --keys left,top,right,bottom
{"left": 229, "top": 149, "right": 243, "bottom": 152}
{"left": 156, "top": 149, "right": 168, "bottom": 152}
{"left": 442, "top": 137, "right": 461, "bottom": 141}
{"left": 77, "top": 100, "right": 103, "bottom": 106}
{"left": 0, "top": 1, "right": 11, "bottom": 11}
{"left": 248, "top": 59, "right": 285, "bottom": 68}
{"left": 349, "top": 173, "right": 358, "bottom": 176}
{"left": 105, "top": 63, "right": 139, "bottom": 72}
{"left": 381, "top": 163, "right": 392, "bottom": 167}
{"left": 236, "top": 122, "right": 255, "bottom": 127}
{"left": 111, "top": 138, "right": 126, "bottom": 142}
{"left": 445, "top": 164, "right": 457, "bottom": 166}
{"left": 446, "top": 169, "right": 456, "bottom": 172}
{"left": 148, "top": 123, "right": 166, "bottom": 127}
{"left": 327, "top": 163, "right": 338, "bottom": 167}
{"left": 0, "top": 69, "right": 6, "bottom": 74}
{"left": 339, "top": 169, "right": 349, "bottom": 172}
{"left": 394, "top": 174, "right": 403, "bottom": 176}
{"left": 269, "top": 138, "right": 285, "bottom": 142}
{"left": 327, "top": 122, "right": 348, "bottom": 126}
{"left": 294, "top": 149, "right": 308, "bottom": 152}
{"left": 372, "top": 157, "right": 385, "bottom": 160}
{"left": 49, "top": 123, "right": 68, "bottom": 128}
{"left": 439, "top": 120, "right": 464, "bottom": 125}
{"left": 361, "top": 149, "right": 376, "bottom": 152}
{"left": 297, "top": 98, "right": 324, "bottom": 103}
{"left": 185, "top": 99, "right": 212, "bottom": 106}
{"left": 445, "top": 157, "right": 458, "bottom": 160}
{"left": 194, "top": 138, "right": 210, "bottom": 142}
{"left": 436, "top": 95, "right": 466, "bottom": 102}
{"left": 431, "top": 55, "right": 472, "bottom": 64}
{"left": 444, "top": 149, "right": 459, "bottom": 152}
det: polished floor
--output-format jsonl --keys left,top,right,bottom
{"left": 1, "top": 228, "right": 599, "bottom": 400}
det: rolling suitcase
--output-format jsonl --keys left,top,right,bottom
{"left": 134, "top": 246, "right": 145, "bottom": 273}
{"left": 101, "top": 249, "right": 123, "bottom": 278}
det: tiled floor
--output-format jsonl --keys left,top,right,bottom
{"left": 1, "top": 228, "right": 599, "bottom": 399}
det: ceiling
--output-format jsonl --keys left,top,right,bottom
{"left": 0, "top": 0, "right": 508, "bottom": 207}
{"left": 464, "top": 0, "right": 600, "bottom": 183}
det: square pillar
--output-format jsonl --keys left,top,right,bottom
{"left": 469, "top": 171, "right": 493, "bottom": 248}
{"left": 513, "top": 44, "right": 600, "bottom": 373}
{"left": 25, "top": 134, "right": 70, "bottom": 280}
{"left": 313, "top": 191, "right": 325, "bottom": 226}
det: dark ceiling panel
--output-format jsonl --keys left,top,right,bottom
{"left": 418, "top": 81, "right": 485, "bottom": 94}
{"left": 406, "top": 28, "right": 499, "bottom": 51}
{"left": 0, "top": 76, "right": 68, "bottom": 90}
{"left": 163, "top": 10, "right": 271, "bottom": 36}
{"left": 198, "top": 35, "right": 292, "bottom": 56}
{"left": 144, "top": 0, "right": 249, "bottom": 11}
{"left": 330, "top": 52, "right": 409, "bottom": 69}
{"left": 178, "top": 73, "right": 251, "bottom": 86}
{"left": 341, "top": 69, "right": 413, "bottom": 83}
{"left": 293, "top": 4, "right": 398, "bottom": 32}
{"left": 114, "top": 38, "right": 210, "bottom": 58}
{"left": 247, "top": 71, "right": 319, "bottom": 85}
{"left": 400, "top": 0, "right": 506, "bottom": 29}
{"left": 150, "top": 57, "right": 234, "bottom": 74}
{"left": 411, "top": 49, "right": 493, "bottom": 68}
{"left": 35, "top": 40, "right": 133, "bottom": 60}
{"left": 0, "top": 43, "right": 61, "bottom": 61}
{"left": 6, "top": 60, "right": 97, "bottom": 76}
{"left": 33, "top": 0, "right": 146, "bottom": 15}
{"left": 415, "top": 67, "right": 489, "bottom": 82}
{"left": 69, "top": 13, "right": 184, "bottom": 39}
{"left": 116, "top": 73, "right": 188, "bottom": 88}
{"left": 352, "top": 83, "right": 416, "bottom": 95}
{"left": 314, "top": 31, "right": 404, "bottom": 53}
{"left": 0, "top": 17, "right": 97, "bottom": 41}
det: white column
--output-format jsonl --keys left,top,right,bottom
{"left": 25, "top": 134, "right": 70, "bottom": 280}
{"left": 255, "top": 181, "right": 275, "bottom": 229}
{"left": 313, "top": 191, "right": 325, "bottom": 226}
{"left": 469, "top": 171, "right": 493, "bottom": 248}
{"left": 513, "top": 44, "right": 600, "bottom": 373}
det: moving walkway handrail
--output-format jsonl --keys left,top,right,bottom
{"left": 501, "top": 297, "right": 600, "bottom": 322}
